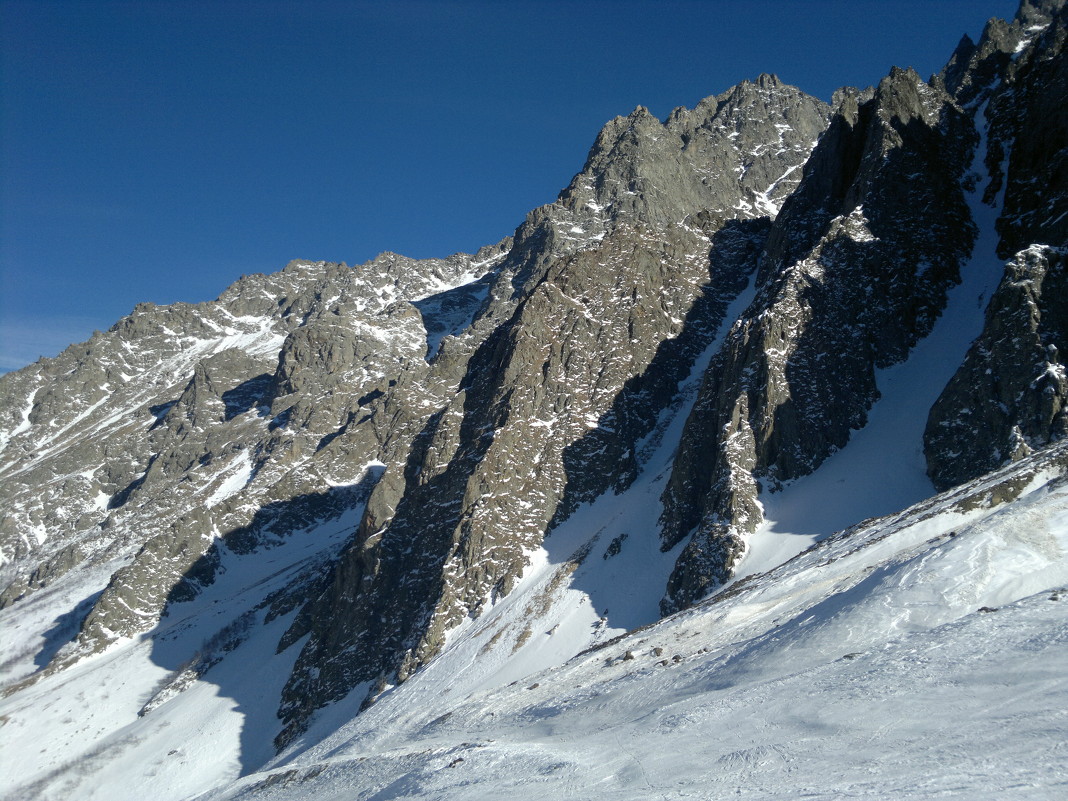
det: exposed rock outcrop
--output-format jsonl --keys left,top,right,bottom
{"left": 0, "top": 0, "right": 1063, "bottom": 766}
{"left": 926, "top": 245, "right": 1067, "bottom": 489}
{"left": 274, "top": 78, "right": 832, "bottom": 746}
{"left": 658, "top": 66, "right": 978, "bottom": 613}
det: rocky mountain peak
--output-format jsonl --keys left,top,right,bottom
{"left": 1, "top": 3, "right": 1065, "bottom": 795}
{"left": 1017, "top": 0, "right": 1065, "bottom": 26}
{"left": 269, "top": 75, "right": 833, "bottom": 745}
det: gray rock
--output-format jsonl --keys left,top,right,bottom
{"left": 926, "top": 245, "right": 1068, "bottom": 490}
{"left": 1, "top": 1, "right": 1061, "bottom": 765}
{"left": 0, "top": 249, "right": 501, "bottom": 650}
{"left": 274, "top": 77, "right": 831, "bottom": 747}
{"left": 924, "top": 5, "right": 1067, "bottom": 490}
{"left": 660, "top": 66, "right": 978, "bottom": 613}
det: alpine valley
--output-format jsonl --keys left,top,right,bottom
{"left": 2, "top": 2, "right": 1067, "bottom": 799}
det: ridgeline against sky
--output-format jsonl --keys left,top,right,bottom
{"left": 1, "top": 0, "right": 1018, "bottom": 370}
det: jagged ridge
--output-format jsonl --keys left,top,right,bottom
{"left": 0, "top": 1, "right": 1064, "bottom": 782}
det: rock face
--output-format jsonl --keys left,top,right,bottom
{"left": 925, "top": 1, "right": 1068, "bottom": 489}
{"left": 658, "top": 66, "right": 977, "bottom": 613}
{"left": 655, "top": 0, "right": 1068, "bottom": 615}
{"left": 922, "top": 0, "right": 1063, "bottom": 493}
{"left": 926, "top": 245, "right": 1068, "bottom": 489}
{"left": 0, "top": 247, "right": 509, "bottom": 661}
{"left": 0, "top": 0, "right": 1064, "bottom": 764}
{"left": 275, "top": 76, "right": 831, "bottom": 746}
{"left": 986, "top": 0, "right": 1068, "bottom": 257}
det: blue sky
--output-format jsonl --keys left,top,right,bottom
{"left": 1, "top": 0, "right": 1019, "bottom": 372}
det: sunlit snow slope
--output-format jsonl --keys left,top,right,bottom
{"left": 208, "top": 441, "right": 1068, "bottom": 801}
{"left": 0, "top": 510, "right": 364, "bottom": 801}
{"left": 2, "top": 3, "right": 1066, "bottom": 799}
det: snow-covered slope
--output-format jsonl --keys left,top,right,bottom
{"left": 1, "top": 2, "right": 1067, "bottom": 799}
{"left": 3, "top": 437, "right": 1065, "bottom": 801}
{"left": 210, "top": 442, "right": 1068, "bottom": 800}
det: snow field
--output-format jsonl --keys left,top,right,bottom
{"left": 0, "top": 507, "right": 364, "bottom": 801}
{"left": 211, "top": 446, "right": 1068, "bottom": 800}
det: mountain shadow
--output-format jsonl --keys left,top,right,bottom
{"left": 32, "top": 590, "right": 104, "bottom": 670}
{"left": 273, "top": 314, "right": 535, "bottom": 747}
{"left": 136, "top": 475, "right": 382, "bottom": 777}
{"left": 546, "top": 217, "right": 769, "bottom": 632}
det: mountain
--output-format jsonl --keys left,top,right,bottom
{"left": 1, "top": 1, "right": 1066, "bottom": 798}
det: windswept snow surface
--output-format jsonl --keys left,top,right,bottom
{"left": 0, "top": 509, "right": 364, "bottom": 801}
{"left": 208, "top": 444, "right": 1068, "bottom": 801}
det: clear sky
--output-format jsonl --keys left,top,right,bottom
{"left": 0, "top": 0, "right": 1020, "bottom": 372}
